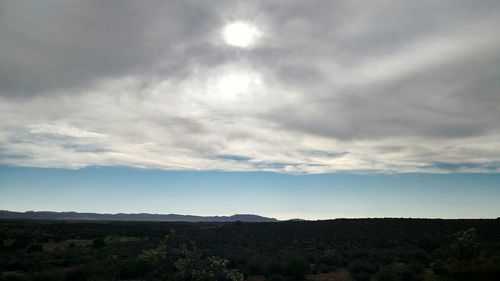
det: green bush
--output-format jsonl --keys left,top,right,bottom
{"left": 285, "top": 258, "right": 310, "bottom": 281}
{"left": 349, "top": 260, "right": 378, "bottom": 274}
{"left": 63, "top": 269, "right": 87, "bottom": 281}
{"left": 29, "top": 270, "right": 60, "bottom": 281}
{"left": 92, "top": 238, "right": 105, "bottom": 249}
{"left": 351, "top": 272, "right": 371, "bottom": 281}
{"left": 316, "top": 262, "right": 331, "bottom": 273}
{"left": 375, "top": 266, "right": 398, "bottom": 281}
{"left": 374, "top": 265, "right": 418, "bottom": 281}
{"left": 267, "top": 274, "right": 286, "bottom": 281}
{"left": 451, "top": 228, "right": 479, "bottom": 261}
{"left": 26, "top": 243, "right": 43, "bottom": 253}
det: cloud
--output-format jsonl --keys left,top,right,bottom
{"left": 1, "top": 0, "right": 499, "bottom": 173}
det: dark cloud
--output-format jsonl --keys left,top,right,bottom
{"left": 0, "top": 0, "right": 226, "bottom": 96}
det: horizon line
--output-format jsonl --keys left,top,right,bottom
{"left": 2, "top": 209, "right": 499, "bottom": 221}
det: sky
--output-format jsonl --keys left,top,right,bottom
{"left": 1, "top": 166, "right": 500, "bottom": 220}
{"left": 0, "top": 1, "right": 499, "bottom": 219}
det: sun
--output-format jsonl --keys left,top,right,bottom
{"left": 222, "top": 21, "right": 261, "bottom": 48}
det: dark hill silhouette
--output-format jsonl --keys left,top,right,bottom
{"left": 0, "top": 210, "right": 278, "bottom": 222}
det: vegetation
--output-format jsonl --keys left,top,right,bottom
{"left": 1, "top": 218, "right": 499, "bottom": 280}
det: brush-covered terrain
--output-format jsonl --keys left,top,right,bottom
{"left": 1, "top": 219, "right": 500, "bottom": 281}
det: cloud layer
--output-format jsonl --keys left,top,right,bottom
{"left": 1, "top": 0, "right": 500, "bottom": 173}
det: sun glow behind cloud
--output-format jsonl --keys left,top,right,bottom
{"left": 205, "top": 67, "right": 263, "bottom": 105}
{"left": 222, "top": 21, "right": 262, "bottom": 48}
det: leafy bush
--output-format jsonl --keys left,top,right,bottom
{"left": 375, "top": 266, "right": 398, "bottom": 281}
{"left": 451, "top": 228, "right": 479, "bottom": 261}
{"left": 315, "top": 262, "right": 331, "bottom": 273}
{"left": 351, "top": 272, "right": 371, "bottom": 281}
{"left": 349, "top": 260, "right": 378, "bottom": 274}
{"left": 92, "top": 238, "right": 105, "bottom": 249}
{"left": 140, "top": 235, "right": 244, "bottom": 281}
{"left": 374, "top": 265, "right": 419, "bottom": 281}
{"left": 26, "top": 243, "right": 43, "bottom": 253}
{"left": 284, "top": 258, "right": 310, "bottom": 281}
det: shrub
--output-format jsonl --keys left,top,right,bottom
{"left": 374, "top": 265, "right": 419, "bottom": 281}
{"left": 316, "top": 262, "right": 331, "bottom": 273}
{"left": 26, "top": 243, "right": 43, "bottom": 253}
{"left": 352, "top": 272, "right": 371, "bottom": 281}
{"left": 92, "top": 238, "right": 105, "bottom": 248}
{"left": 285, "top": 258, "right": 310, "bottom": 281}
{"left": 268, "top": 274, "right": 286, "bottom": 281}
{"left": 349, "top": 260, "right": 378, "bottom": 274}
{"left": 29, "top": 270, "right": 60, "bottom": 281}
{"left": 63, "top": 269, "right": 87, "bottom": 281}
{"left": 451, "top": 228, "right": 479, "bottom": 261}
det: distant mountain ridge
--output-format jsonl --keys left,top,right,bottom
{"left": 0, "top": 210, "right": 278, "bottom": 222}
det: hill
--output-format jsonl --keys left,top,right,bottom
{"left": 0, "top": 210, "right": 278, "bottom": 222}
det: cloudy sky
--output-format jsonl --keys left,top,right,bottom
{"left": 1, "top": 1, "right": 499, "bottom": 218}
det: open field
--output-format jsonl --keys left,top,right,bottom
{"left": 1, "top": 219, "right": 500, "bottom": 281}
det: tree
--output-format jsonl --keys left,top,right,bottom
{"left": 451, "top": 228, "right": 479, "bottom": 261}
{"left": 140, "top": 234, "right": 244, "bottom": 281}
